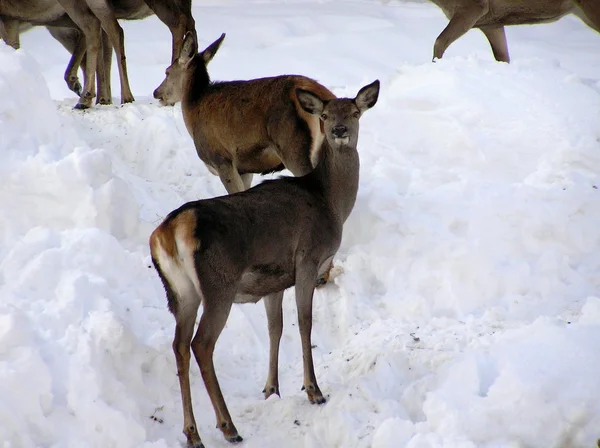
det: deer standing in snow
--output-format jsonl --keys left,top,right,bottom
{"left": 150, "top": 76, "right": 380, "bottom": 447}
{"left": 429, "top": 0, "right": 600, "bottom": 62}
{"left": 153, "top": 32, "right": 336, "bottom": 194}
{"left": 0, "top": 0, "right": 195, "bottom": 107}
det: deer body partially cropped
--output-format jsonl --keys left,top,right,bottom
{"left": 430, "top": 0, "right": 600, "bottom": 62}
{"left": 0, "top": 0, "right": 105, "bottom": 108}
{"left": 154, "top": 33, "right": 336, "bottom": 194}
{"left": 150, "top": 79, "right": 380, "bottom": 448}
{"left": 1, "top": 0, "right": 195, "bottom": 107}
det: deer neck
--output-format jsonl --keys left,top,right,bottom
{"left": 311, "top": 140, "right": 360, "bottom": 224}
{"left": 182, "top": 58, "right": 210, "bottom": 109}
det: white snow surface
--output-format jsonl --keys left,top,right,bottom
{"left": 2, "top": 1, "right": 600, "bottom": 447}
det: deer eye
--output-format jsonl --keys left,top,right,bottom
{"left": 320, "top": 113, "right": 328, "bottom": 121}
{"left": 353, "top": 111, "right": 360, "bottom": 118}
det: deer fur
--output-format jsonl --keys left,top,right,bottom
{"left": 429, "top": 0, "right": 600, "bottom": 62}
{"left": 150, "top": 79, "right": 380, "bottom": 448}
{"left": 153, "top": 32, "right": 336, "bottom": 194}
{"left": 1, "top": 0, "right": 195, "bottom": 106}
{"left": 0, "top": 0, "right": 104, "bottom": 108}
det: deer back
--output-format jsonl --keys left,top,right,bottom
{"left": 182, "top": 75, "right": 335, "bottom": 175}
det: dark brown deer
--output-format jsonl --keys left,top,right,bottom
{"left": 150, "top": 78, "right": 380, "bottom": 448}
{"left": 429, "top": 0, "right": 600, "bottom": 62}
{"left": 153, "top": 32, "right": 336, "bottom": 194}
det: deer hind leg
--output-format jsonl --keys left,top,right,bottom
{"left": 47, "top": 26, "right": 85, "bottom": 96}
{"left": 295, "top": 263, "right": 325, "bottom": 405}
{"left": 85, "top": 0, "right": 134, "bottom": 104}
{"left": 263, "top": 291, "right": 284, "bottom": 399}
{"left": 152, "top": 256, "right": 205, "bottom": 448}
{"left": 573, "top": 0, "right": 600, "bottom": 32}
{"left": 96, "top": 30, "right": 113, "bottom": 104}
{"left": 433, "top": 1, "right": 489, "bottom": 61}
{"left": 479, "top": 25, "right": 509, "bottom": 62}
{"left": 174, "top": 311, "right": 205, "bottom": 448}
{"left": 57, "top": 0, "right": 101, "bottom": 109}
{"left": 190, "top": 287, "right": 242, "bottom": 443}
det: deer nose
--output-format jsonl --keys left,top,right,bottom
{"left": 331, "top": 125, "right": 348, "bottom": 138}
{"left": 153, "top": 88, "right": 161, "bottom": 99}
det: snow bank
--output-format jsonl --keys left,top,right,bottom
{"left": 3, "top": 1, "right": 600, "bottom": 447}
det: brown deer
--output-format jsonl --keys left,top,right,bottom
{"left": 429, "top": 0, "right": 600, "bottom": 62}
{"left": 0, "top": 0, "right": 103, "bottom": 108}
{"left": 1, "top": 0, "right": 195, "bottom": 106}
{"left": 70, "top": 0, "right": 196, "bottom": 105}
{"left": 153, "top": 32, "right": 336, "bottom": 194}
{"left": 150, "top": 78, "right": 380, "bottom": 448}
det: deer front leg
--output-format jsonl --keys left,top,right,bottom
{"left": 433, "top": 1, "right": 489, "bottom": 61}
{"left": 57, "top": 0, "right": 101, "bottom": 109}
{"left": 480, "top": 25, "right": 509, "bottom": 63}
{"left": 191, "top": 298, "right": 243, "bottom": 444}
{"left": 295, "top": 265, "right": 326, "bottom": 404}
{"left": 173, "top": 312, "right": 205, "bottom": 448}
{"left": 216, "top": 163, "right": 247, "bottom": 194}
{"left": 263, "top": 291, "right": 284, "bottom": 399}
{"left": 0, "top": 18, "right": 20, "bottom": 49}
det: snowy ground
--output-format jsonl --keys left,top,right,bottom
{"left": 2, "top": 0, "right": 600, "bottom": 447}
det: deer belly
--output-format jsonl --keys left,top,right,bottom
{"left": 236, "top": 146, "right": 283, "bottom": 174}
{"left": 235, "top": 264, "right": 295, "bottom": 301}
{"left": 481, "top": 1, "right": 573, "bottom": 26}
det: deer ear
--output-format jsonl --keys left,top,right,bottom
{"left": 296, "top": 89, "right": 324, "bottom": 115}
{"left": 202, "top": 33, "right": 226, "bottom": 65}
{"left": 355, "top": 80, "right": 380, "bottom": 113}
{"left": 179, "top": 31, "right": 198, "bottom": 65}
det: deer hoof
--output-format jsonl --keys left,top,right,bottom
{"left": 315, "top": 276, "right": 328, "bottom": 287}
{"left": 309, "top": 394, "right": 327, "bottom": 405}
{"left": 73, "top": 102, "right": 90, "bottom": 110}
{"left": 227, "top": 435, "right": 243, "bottom": 444}
{"left": 303, "top": 384, "right": 326, "bottom": 404}
{"left": 262, "top": 385, "right": 280, "bottom": 399}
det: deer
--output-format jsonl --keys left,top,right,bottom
{"left": 429, "top": 0, "right": 600, "bottom": 63}
{"left": 1, "top": 0, "right": 196, "bottom": 107}
{"left": 150, "top": 74, "right": 380, "bottom": 447}
{"left": 153, "top": 32, "right": 336, "bottom": 195}
{"left": 0, "top": 0, "right": 104, "bottom": 108}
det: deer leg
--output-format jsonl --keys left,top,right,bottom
{"left": 573, "top": 0, "right": 600, "bottom": 32}
{"left": 433, "top": 3, "right": 489, "bottom": 61}
{"left": 316, "top": 262, "right": 334, "bottom": 287}
{"left": 0, "top": 18, "right": 20, "bottom": 49}
{"left": 263, "top": 291, "right": 284, "bottom": 399}
{"left": 295, "top": 264, "right": 325, "bottom": 405}
{"left": 191, "top": 298, "right": 242, "bottom": 443}
{"left": 217, "top": 164, "right": 247, "bottom": 194}
{"left": 96, "top": 30, "right": 113, "bottom": 105}
{"left": 479, "top": 25, "right": 510, "bottom": 62}
{"left": 240, "top": 173, "right": 253, "bottom": 190}
{"left": 143, "top": 0, "right": 196, "bottom": 63}
{"left": 85, "top": 1, "right": 134, "bottom": 104}
{"left": 174, "top": 312, "right": 205, "bottom": 448}
{"left": 57, "top": 0, "right": 101, "bottom": 109}
{"left": 47, "top": 26, "right": 85, "bottom": 96}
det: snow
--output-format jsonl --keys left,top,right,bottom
{"left": 2, "top": 0, "right": 600, "bottom": 447}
